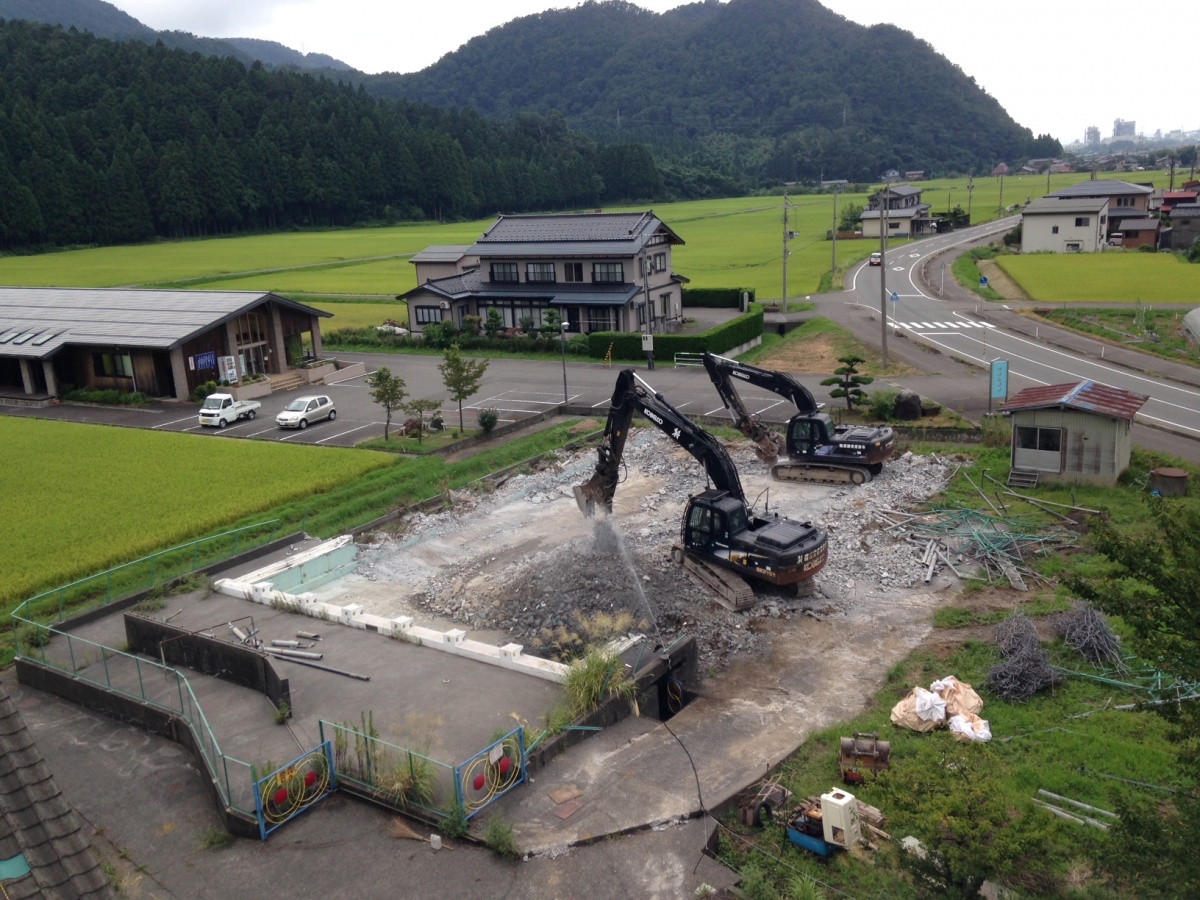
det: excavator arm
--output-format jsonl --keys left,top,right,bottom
{"left": 575, "top": 368, "right": 745, "bottom": 516}
{"left": 702, "top": 352, "right": 822, "bottom": 462}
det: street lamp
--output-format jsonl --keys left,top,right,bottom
{"left": 559, "top": 321, "right": 569, "bottom": 405}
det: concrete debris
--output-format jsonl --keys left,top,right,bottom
{"left": 355, "top": 431, "right": 956, "bottom": 671}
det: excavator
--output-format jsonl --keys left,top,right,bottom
{"left": 702, "top": 352, "right": 895, "bottom": 485}
{"left": 574, "top": 368, "right": 829, "bottom": 610}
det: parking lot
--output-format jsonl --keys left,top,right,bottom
{"left": 0, "top": 353, "right": 599, "bottom": 448}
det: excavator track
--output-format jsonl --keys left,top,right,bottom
{"left": 771, "top": 462, "right": 873, "bottom": 486}
{"left": 671, "top": 545, "right": 755, "bottom": 611}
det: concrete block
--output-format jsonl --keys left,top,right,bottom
{"left": 391, "top": 616, "right": 414, "bottom": 636}
{"left": 500, "top": 643, "right": 523, "bottom": 659}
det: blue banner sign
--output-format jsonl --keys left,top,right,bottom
{"left": 195, "top": 351, "right": 216, "bottom": 370}
{"left": 990, "top": 360, "right": 1008, "bottom": 400}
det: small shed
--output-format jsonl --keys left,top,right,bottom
{"left": 998, "top": 381, "right": 1148, "bottom": 486}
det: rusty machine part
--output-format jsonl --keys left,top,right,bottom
{"left": 737, "top": 781, "right": 793, "bottom": 828}
{"left": 839, "top": 732, "right": 891, "bottom": 784}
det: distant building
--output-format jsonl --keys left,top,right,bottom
{"left": 860, "top": 185, "right": 933, "bottom": 238}
{"left": 1168, "top": 203, "right": 1200, "bottom": 250}
{"left": 1020, "top": 197, "right": 1109, "bottom": 253}
{"left": 1085, "top": 126, "right": 1101, "bottom": 145}
{"left": 402, "top": 211, "right": 687, "bottom": 336}
{"left": 904, "top": 170, "right": 926, "bottom": 182}
{"left": 991, "top": 162, "right": 1009, "bottom": 177}
{"left": 1045, "top": 180, "right": 1152, "bottom": 236}
{"left": 1113, "top": 118, "right": 1136, "bottom": 138}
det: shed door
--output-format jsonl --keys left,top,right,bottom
{"left": 1013, "top": 425, "right": 1064, "bottom": 472}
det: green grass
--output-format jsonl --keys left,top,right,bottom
{"left": 0, "top": 418, "right": 391, "bottom": 609}
{"left": 995, "top": 253, "right": 1200, "bottom": 304}
{"left": 1034, "top": 306, "right": 1200, "bottom": 367}
{"left": 714, "top": 638, "right": 1181, "bottom": 897}
{"left": 0, "top": 172, "right": 1181, "bottom": 302}
{"left": 313, "top": 302, "right": 408, "bottom": 330}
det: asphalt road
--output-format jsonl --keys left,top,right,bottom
{"left": 851, "top": 219, "right": 1200, "bottom": 442}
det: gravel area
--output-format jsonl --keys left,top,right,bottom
{"left": 349, "top": 431, "right": 956, "bottom": 670}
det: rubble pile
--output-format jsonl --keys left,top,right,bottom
{"left": 359, "top": 431, "right": 957, "bottom": 670}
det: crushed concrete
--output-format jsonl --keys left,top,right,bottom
{"left": 349, "top": 431, "right": 956, "bottom": 672}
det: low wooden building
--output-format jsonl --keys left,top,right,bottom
{"left": 0, "top": 289, "right": 329, "bottom": 403}
{"left": 998, "top": 381, "right": 1148, "bottom": 486}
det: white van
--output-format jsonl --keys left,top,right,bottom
{"left": 1107, "top": 233, "right": 1124, "bottom": 247}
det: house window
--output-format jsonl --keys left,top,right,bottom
{"left": 1065, "top": 242, "right": 1082, "bottom": 253}
{"left": 1116, "top": 196, "right": 1135, "bottom": 207}
{"left": 889, "top": 221, "right": 901, "bottom": 230}
{"left": 1051, "top": 225, "right": 1059, "bottom": 234}
{"left": 1074, "top": 217, "right": 1090, "bottom": 227}
{"left": 638, "top": 304, "right": 647, "bottom": 325}
{"left": 93, "top": 353, "right": 133, "bottom": 378}
{"left": 660, "top": 292, "right": 670, "bottom": 318}
{"left": 587, "top": 309, "right": 613, "bottom": 331}
{"left": 653, "top": 252, "right": 666, "bottom": 273}
{"left": 526, "top": 262, "right": 555, "bottom": 283}
{"left": 564, "top": 263, "right": 583, "bottom": 283}
{"left": 593, "top": 262, "right": 624, "bottom": 283}
{"left": 490, "top": 262, "right": 519, "bottom": 283}
{"left": 414, "top": 306, "right": 441, "bottom": 324}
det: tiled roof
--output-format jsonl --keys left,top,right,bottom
{"left": 1048, "top": 180, "right": 1152, "bottom": 198}
{"left": 0, "top": 289, "right": 329, "bottom": 360}
{"left": 400, "top": 268, "right": 640, "bottom": 308}
{"left": 1023, "top": 197, "right": 1108, "bottom": 214}
{"left": 0, "top": 684, "right": 114, "bottom": 899}
{"left": 999, "top": 381, "right": 1148, "bottom": 421}
{"left": 409, "top": 245, "right": 473, "bottom": 263}
{"left": 860, "top": 205, "right": 930, "bottom": 220}
{"left": 468, "top": 212, "right": 683, "bottom": 258}
{"left": 1117, "top": 218, "right": 1159, "bottom": 232}
{"left": 1169, "top": 204, "right": 1200, "bottom": 219}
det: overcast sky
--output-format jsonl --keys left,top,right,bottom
{"left": 108, "top": 0, "right": 1193, "bottom": 146}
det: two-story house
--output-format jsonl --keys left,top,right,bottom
{"left": 1020, "top": 197, "right": 1109, "bottom": 253}
{"left": 860, "top": 185, "right": 933, "bottom": 238}
{"left": 1044, "top": 180, "right": 1153, "bottom": 237}
{"left": 401, "top": 212, "right": 686, "bottom": 336}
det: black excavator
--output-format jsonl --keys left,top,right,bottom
{"left": 702, "top": 352, "right": 895, "bottom": 485}
{"left": 574, "top": 368, "right": 829, "bottom": 610}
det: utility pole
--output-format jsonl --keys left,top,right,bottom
{"left": 967, "top": 175, "right": 974, "bottom": 224}
{"left": 879, "top": 187, "right": 889, "bottom": 368}
{"left": 782, "top": 184, "right": 796, "bottom": 302}
{"left": 998, "top": 173, "right": 1005, "bottom": 215}
{"left": 831, "top": 184, "right": 839, "bottom": 281}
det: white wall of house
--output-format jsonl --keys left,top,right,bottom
{"left": 1022, "top": 208, "right": 1108, "bottom": 253}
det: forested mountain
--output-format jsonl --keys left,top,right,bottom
{"left": 0, "top": 0, "right": 350, "bottom": 71}
{"left": 0, "top": 20, "right": 644, "bottom": 250}
{"left": 371, "top": 0, "right": 1057, "bottom": 184}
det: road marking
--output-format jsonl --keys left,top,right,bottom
{"left": 316, "top": 423, "right": 377, "bottom": 444}
{"left": 153, "top": 415, "right": 197, "bottom": 429}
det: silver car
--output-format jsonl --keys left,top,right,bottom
{"left": 276, "top": 395, "right": 336, "bottom": 429}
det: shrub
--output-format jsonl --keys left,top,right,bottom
{"left": 482, "top": 815, "right": 520, "bottom": 860}
{"left": 868, "top": 389, "right": 899, "bottom": 421}
{"left": 64, "top": 388, "right": 150, "bottom": 407}
{"left": 478, "top": 408, "right": 499, "bottom": 433}
{"left": 439, "top": 803, "right": 469, "bottom": 839}
{"left": 191, "top": 380, "right": 220, "bottom": 402}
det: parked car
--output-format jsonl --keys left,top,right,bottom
{"left": 276, "top": 395, "right": 336, "bottom": 429}
{"left": 197, "top": 393, "right": 260, "bottom": 428}
{"left": 869, "top": 252, "right": 882, "bottom": 266}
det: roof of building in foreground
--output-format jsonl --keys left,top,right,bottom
{"left": 999, "top": 381, "right": 1148, "bottom": 420}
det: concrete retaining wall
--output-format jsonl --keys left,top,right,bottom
{"left": 124, "top": 614, "right": 291, "bottom": 714}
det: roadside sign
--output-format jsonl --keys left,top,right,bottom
{"left": 641, "top": 334, "right": 654, "bottom": 352}
{"left": 990, "top": 360, "right": 1008, "bottom": 400}
{"left": 890, "top": 291, "right": 899, "bottom": 304}
{"left": 980, "top": 276, "right": 989, "bottom": 288}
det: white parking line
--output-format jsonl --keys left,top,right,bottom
{"left": 316, "top": 423, "right": 378, "bottom": 444}
{"left": 153, "top": 415, "right": 197, "bottom": 429}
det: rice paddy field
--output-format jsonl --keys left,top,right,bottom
{"left": 995, "top": 253, "right": 1200, "bottom": 304}
{"left": 0, "top": 418, "right": 393, "bottom": 609}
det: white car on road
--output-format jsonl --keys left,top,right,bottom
{"left": 276, "top": 395, "right": 336, "bottom": 429}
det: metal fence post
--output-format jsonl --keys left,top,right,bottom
{"left": 136, "top": 657, "right": 145, "bottom": 700}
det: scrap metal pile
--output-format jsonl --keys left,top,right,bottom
{"left": 878, "top": 506, "right": 1078, "bottom": 591}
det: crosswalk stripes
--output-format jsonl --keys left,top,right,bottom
{"left": 895, "top": 321, "right": 996, "bottom": 331}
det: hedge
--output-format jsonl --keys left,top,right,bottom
{"left": 586, "top": 307, "right": 763, "bottom": 360}
{"left": 682, "top": 287, "right": 755, "bottom": 308}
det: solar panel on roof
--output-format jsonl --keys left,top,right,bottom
{"left": 10, "top": 331, "right": 39, "bottom": 344}
{"left": 0, "top": 330, "right": 20, "bottom": 344}
{"left": 31, "top": 332, "right": 59, "bottom": 346}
